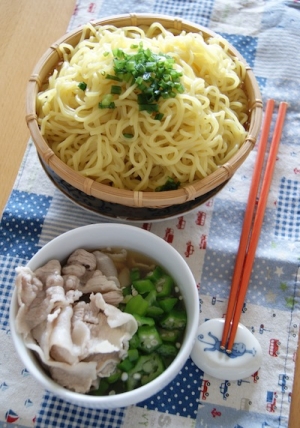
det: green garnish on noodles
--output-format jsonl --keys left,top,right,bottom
{"left": 78, "top": 81, "right": 87, "bottom": 91}
{"left": 155, "top": 177, "right": 180, "bottom": 192}
{"left": 100, "top": 44, "right": 184, "bottom": 118}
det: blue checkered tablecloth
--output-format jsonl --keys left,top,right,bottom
{"left": 1, "top": 1, "right": 300, "bottom": 427}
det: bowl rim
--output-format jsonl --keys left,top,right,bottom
{"left": 38, "top": 152, "right": 229, "bottom": 222}
{"left": 9, "top": 223, "right": 199, "bottom": 408}
{"left": 26, "top": 13, "right": 263, "bottom": 208}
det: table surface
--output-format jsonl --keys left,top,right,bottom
{"left": 0, "top": 0, "right": 76, "bottom": 215}
{"left": 0, "top": 1, "right": 299, "bottom": 427}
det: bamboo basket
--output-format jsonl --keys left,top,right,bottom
{"left": 26, "top": 13, "right": 263, "bottom": 209}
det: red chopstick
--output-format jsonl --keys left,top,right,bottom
{"left": 220, "top": 99, "right": 274, "bottom": 349}
{"left": 221, "top": 100, "right": 288, "bottom": 353}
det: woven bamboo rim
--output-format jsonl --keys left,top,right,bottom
{"left": 26, "top": 13, "right": 263, "bottom": 208}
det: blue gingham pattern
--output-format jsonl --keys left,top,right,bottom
{"left": 219, "top": 34, "right": 258, "bottom": 68}
{"left": 36, "top": 394, "right": 125, "bottom": 428}
{"left": 275, "top": 178, "right": 300, "bottom": 240}
{"left": 153, "top": 0, "right": 215, "bottom": 27}
{"left": 0, "top": 256, "right": 26, "bottom": 330}
{"left": 1, "top": 1, "right": 300, "bottom": 427}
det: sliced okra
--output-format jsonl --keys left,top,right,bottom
{"left": 137, "top": 325, "right": 163, "bottom": 353}
{"left": 158, "top": 297, "right": 178, "bottom": 312}
{"left": 159, "top": 309, "right": 187, "bottom": 330}
{"left": 132, "top": 278, "right": 155, "bottom": 294}
{"left": 124, "top": 294, "right": 149, "bottom": 316}
{"left": 127, "top": 353, "right": 164, "bottom": 390}
{"left": 155, "top": 274, "right": 174, "bottom": 297}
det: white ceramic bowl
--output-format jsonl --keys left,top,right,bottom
{"left": 9, "top": 223, "right": 199, "bottom": 409}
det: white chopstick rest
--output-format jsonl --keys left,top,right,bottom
{"left": 191, "top": 318, "right": 262, "bottom": 381}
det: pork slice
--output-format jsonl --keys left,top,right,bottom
{"left": 93, "top": 251, "right": 119, "bottom": 278}
{"left": 15, "top": 267, "right": 48, "bottom": 335}
{"left": 83, "top": 351, "right": 120, "bottom": 377}
{"left": 34, "top": 260, "right": 61, "bottom": 285}
{"left": 49, "top": 306, "right": 79, "bottom": 365}
{"left": 15, "top": 265, "right": 72, "bottom": 337}
{"left": 66, "top": 249, "right": 97, "bottom": 271}
{"left": 90, "top": 293, "right": 137, "bottom": 352}
{"left": 49, "top": 363, "right": 98, "bottom": 393}
{"left": 26, "top": 332, "right": 98, "bottom": 393}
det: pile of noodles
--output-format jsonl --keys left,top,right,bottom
{"left": 36, "top": 22, "right": 249, "bottom": 191}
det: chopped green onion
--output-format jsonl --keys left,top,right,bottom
{"left": 104, "top": 44, "right": 184, "bottom": 117}
{"left": 154, "top": 113, "right": 164, "bottom": 121}
{"left": 112, "top": 48, "right": 126, "bottom": 58}
{"left": 78, "top": 82, "right": 87, "bottom": 91}
{"left": 123, "top": 133, "right": 134, "bottom": 139}
{"left": 155, "top": 177, "right": 180, "bottom": 192}
{"left": 105, "top": 74, "right": 122, "bottom": 82}
{"left": 111, "top": 85, "right": 122, "bottom": 95}
{"left": 137, "top": 93, "right": 150, "bottom": 104}
{"left": 139, "top": 104, "right": 159, "bottom": 112}
{"left": 98, "top": 102, "right": 115, "bottom": 109}
{"left": 99, "top": 94, "right": 115, "bottom": 109}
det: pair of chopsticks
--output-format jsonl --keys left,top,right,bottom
{"left": 221, "top": 99, "right": 288, "bottom": 353}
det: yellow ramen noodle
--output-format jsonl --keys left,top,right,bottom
{"left": 36, "top": 22, "right": 249, "bottom": 191}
